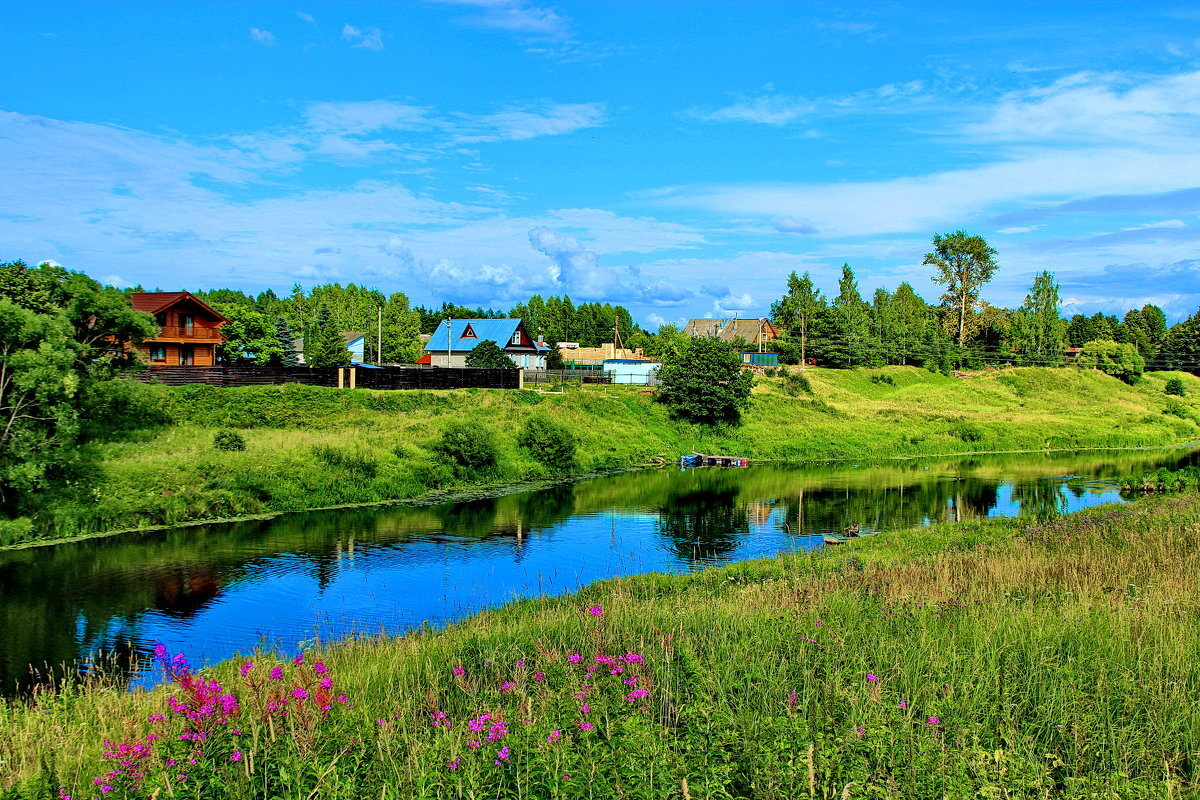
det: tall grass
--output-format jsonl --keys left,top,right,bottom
{"left": 4, "top": 492, "right": 1200, "bottom": 798}
{"left": 13, "top": 366, "right": 1200, "bottom": 545}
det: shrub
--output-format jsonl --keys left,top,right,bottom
{"left": 1076, "top": 339, "right": 1145, "bottom": 384}
{"left": 432, "top": 421, "right": 498, "bottom": 474}
{"left": 312, "top": 444, "right": 378, "bottom": 478}
{"left": 1165, "top": 378, "right": 1186, "bottom": 396}
{"left": 465, "top": 340, "right": 514, "bottom": 369}
{"left": 517, "top": 416, "right": 577, "bottom": 471}
{"left": 870, "top": 373, "right": 896, "bottom": 386}
{"left": 656, "top": 338, "right": 754, "bottom": 425}
{"left": 784, "top": 371, "right": 813, "bottom": 396}
{"left": 212, "top": 430, "right": 247, "bottom": 451}
{"left": 0, "top": 516, "right": 34, "bottom": 546}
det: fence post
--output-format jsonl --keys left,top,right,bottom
{"left": 517, "top": 369, "right": 524, "bottom": 390}
{"left": 338, "top": 368, "right": 345, "bottom": 389}
{"left": 349, "top": 367, "right": 356, "bottom": 389}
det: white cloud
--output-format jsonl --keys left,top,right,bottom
{"left": 1121, "top": 218, "right": 1187, "bottom": 231}
{"left": 297, "top": 12, "right": 315, "bottom": 23}
{"left": 250, "top": 28, "right": 276, "bottom": 46}
{"left": 429, "top": 0, "right": 573, "bottom": 41}
{"left": 342, "top": 23, "right": 384, "bottom": 51}
{"left": 453, "top": 102, "right": 606, "bottom": 142}
{"left": 997, "top": 225, "right": 1044, "bottom": 234}
{"left": 303, "top": 100, "right": 430, "bottom": 135}
{"left": 687, "top": 81, "right": 928, "bottom": 126}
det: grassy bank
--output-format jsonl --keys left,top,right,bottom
{"left": 11, "top": 366, "right": 1200, "bottom": 545}
{"left": 4, "top": 489, "right": 1200, "bottom": 798}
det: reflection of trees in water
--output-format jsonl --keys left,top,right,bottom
{"left": 515, "top": 484, "right": 576, "bottom": 531}
{"left": 434, "top": 498, "right": 499, "bottom": 538}
{"left": 780, "top": 479, "right": 1002, "bottom": 534}
{"left": 656, "top": 487, "right": 749, "bottom": 560}
{"left": 1009, "top": 480, "right": 1068, "bottom": 520}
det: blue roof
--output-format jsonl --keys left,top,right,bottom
{"left": 423, "top": 318, "right": 537, "bottom": 353}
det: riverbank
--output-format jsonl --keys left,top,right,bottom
{"left": 8, "top": 366, "right": 1199, "bottom": 546}
{"left": 4, "top": 488, "right": 1199, "bottom": 798}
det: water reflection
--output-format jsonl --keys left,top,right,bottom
{"left": 0, "top": 448, "right": 1196, "bottom": 693}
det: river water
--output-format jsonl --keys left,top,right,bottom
{"left": 0, "top": 448, "right": 1195, "bottom": 693}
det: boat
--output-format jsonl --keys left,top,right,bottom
{"left": 679, "top": 452, "right": 750, "bottom": 468}
{"left": 822, "top": 534, "right": 848, "bottom": 544}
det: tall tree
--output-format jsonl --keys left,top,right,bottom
{"left": 924, "top": 230, "right": 999, "bottom": 346}
{"left": 304, "top": 306, "right": 351, "bottom": 368}
{"left": 771, "top": 271, "right": 826, "bottom": 365}
{"left": 1010, "top": 270, "right": 1065, "bottom": 366}
{"left": 656, "top": 337, "right": 754, "bottom": 425}
{"left": 274, "top": 316, "right": 299, "bottom": 367}
{"left": 827, "top": 264, "right": 877, "bottom": 368}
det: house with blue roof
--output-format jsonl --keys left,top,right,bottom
{"left": 423, "top": 319, "right": 549, "bottom": 368}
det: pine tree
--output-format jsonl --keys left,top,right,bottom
{"left": 275, "top": 316, "right": 299, "bottom": 366}
{"left": 304, "top": 306, "right": 350, "bottom": 368}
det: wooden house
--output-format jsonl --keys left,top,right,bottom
{"left": 131, "top": 292, "right": 228, "bottom": 367}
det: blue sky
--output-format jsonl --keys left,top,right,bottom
{"left": 3, "top": 1, "right": 1200, "bottom": 326}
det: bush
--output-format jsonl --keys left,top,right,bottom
{"left": 212, "top": 430, "right": 247, "bottom": 451}
{"left": 870, "top": 373, "right": 896, "bottom": 386}
{"left": 784, "top": 371, "right": 813, "bottom": 396}
{"left": 312, "top": 444, "right": 377, "bottom": 478}
{"left": 465, "top": 340, "right": 514, "bottom": 369}
{"left": 1165, "top": 378, "right": 1186, "bottom": 396}
{"left": 0, "top": 516, "right": 34, "bottom": 546}
{"left": 1076, "top": 339, "right": 1145, "bottom": 384}
{"left": 517, "top": 416, "right": 577, "bottom": 471}
{"left": 656, "top": 338, "right": 754, "bottom": 425}
{"left": 432, "top": 421, "right": 499, "bottom": 474}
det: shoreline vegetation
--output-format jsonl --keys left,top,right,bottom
{"left": 4, "top": 483, "right": 1200, "bottom": 797}
{"left": 7, "top": 365, "right": 1200, "bottom": 549}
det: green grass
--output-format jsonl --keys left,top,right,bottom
{"left": 11, "top": 366, "right": 1200, "bottom": 545}
{"left": 5, "top": 491, "right": 1200, "bottom": 798}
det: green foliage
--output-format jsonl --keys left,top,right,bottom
{"left": 1076, "top": 339, "right": 1145, "bottom": 384}
{"left": 274, "top": 316, "right": 299, "bottom": 367}
{"left": 784, "top": 371, "right": 812, "bottom": 395}
{"left": 1161, "top": 308, "right": 1200, "bottom": 375}
{"left": 432, "top": 421, "right": 499, "bottom": 474}
{"left": 304, "top": 306, "right": 352, "bottom": 368}
{"left": 1165, "top": 378, "right": 1186, "bottom": 396}
{"left": 465, "top": 340, "right": 514, "bottom": 369}
{"left": 312, "top": 444, "right": 378, "bottom": 478}
{"left": 213, "top": 303, "right": 282, "bottom": 364}
{"left": 76, "top": 379, "right": 169, "bottom": 440}
{"left": 924, "top": 230, "right": 999, "bottom": 346}
{"left": 870, "top": 373, "right": 895, "bottom": 386}
{"left": 516, "top": 416, "right": 577, "bottom": 471}
{"left": 1009, "top": 270, "right": 1065, "bottom": 366}
{"left": 212, "top": 430, "right": 247, "bottom": 451}
{"left": 656, "top": 336, "right": 754, "bottom": 425}
{"left": 545, "top": 346, "right": 564, "bottom": 370}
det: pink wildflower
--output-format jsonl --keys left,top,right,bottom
{"left": 452, "top": 665, "right": 465, "bottom": 676}
{"left": 568, "top": 652, "right": 582, "bottom": 664}
{"left": 269, "top": 667, "right": 284, "bottom": 681}
{"left": 240, "top": 662, "right": 253, "bottom": 676}
{"left": 547, "top": 729, "right": 562, "bottom": 744}
{"left": 587, "top": 604, "right": 603, "bottom": 617}
{"left": 578, "top": 722, "right": 595, "bottom": 731}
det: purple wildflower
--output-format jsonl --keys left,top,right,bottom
{"left": 587, "top": 604, "right": 603, "bottom": 617}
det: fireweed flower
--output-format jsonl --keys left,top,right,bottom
{"left": 578, "top": 722, "right": 595, "bottom": 731}
{"left": 580, "top": 704, "right": 591, "bottom": 715}
{"left": 926, "top": 717, "right": 941, "bottom": 727}
{"left": 313, "top": 661, "right": 328, "bottom": 675}
{"left": 547, "top": 729, "right": 562, "bottom": 744}
{"left": 230, "top": 751, "right": 243, "bottom": 763}
{"left": 269, "top": 667, "right": 284, "bottom": 681}
{"left": 898, "top": 701, "right": 908, "bottom": 709}
{"left": 587, "top": 604, "right": 604, "bottom": 617}
{"left": 452, "top": 665, "right": 465, "bottom": 676}
{"left": 292, "top": 687, "right": 309, "bottom": 700}
{"left": 447, "top": 758, "right": 462, "bottom": 771}
{"left": 240, "top": 662, "right": 253, "bottom": 676}
{"left": 494, "top": 746, "right": 511, "bottom": 765}
{"left": 568, "top": 652, "right": 582, "bottom": 664}
{"left": 293, "top": 653, "right": 305, "bottom": 666}
{"left": 866, "top": 674, "right": 879, "bottom": 683}
{"left": 501, "top": 681, "right": 515, "bottom": 693}
{"left": 534, "top": 672, "right": 545, "bottom": 681}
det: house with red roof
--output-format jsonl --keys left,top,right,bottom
{"left": 130, "top": 292, "right": 228, "bottom": 366}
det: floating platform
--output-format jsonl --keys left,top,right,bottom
{"left": 679, "top": 452, "right": 750, "bottom": 468}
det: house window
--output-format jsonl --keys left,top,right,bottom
{"left": 154, "top": 312, "right": 167, "bottom": 327}
{"left": 178, "top": 314, "right": 194, "bottom": 333}
{"left": 150, "top": 345, "right": 167, "bottom": 362}
{"left": 511, "top": 331, "right": 521, "bottom": 345}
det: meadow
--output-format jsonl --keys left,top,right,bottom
{"left": 3, "top": 485, "right": 1200, "bottom": 798}
{"left": 11, "top": 366, "right": 1199, "bottom": 545}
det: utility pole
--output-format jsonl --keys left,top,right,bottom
{"left": 377, "top": 306, "right": 383, "bottom": 366}
{"left": 446, "top": 318, "right": 452, "bottom": 368}
{"left": 800, "top": 312, "right": 807, "bottom": 366}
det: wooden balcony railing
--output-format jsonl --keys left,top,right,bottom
{"left": 156, "top": 326, "right": 223, "bottom": 340}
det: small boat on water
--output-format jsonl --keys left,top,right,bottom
{"left": 679, "top": 452, "right": 750, "bottom": 468}
{"left": 823, "top": 534, "right": 848, "bottom": 544}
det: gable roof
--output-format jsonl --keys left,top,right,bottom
{"left": 130, "top": 291, "right": 230, "bottom": 323}
{"left": 423, "top": 318, "right": 537, "bottom": 353}
{"left": 683, "top": 317, "right": 777, "bottom": 343}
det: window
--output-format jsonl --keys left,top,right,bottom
{"left": 154, "top": 312, "right": 167, "bottom": 327}
{"left": 150, "top": 345, "right": 167, "bottom": 362}
{"left": 179, "top": 345, "right": 194, "bottom": 366}
{"left": 511, "top": 331, "right": 522, "bottom": 345}
{"left": 178, "top": 313, "right": 194, "bottom": 332}
{"left": 460, "top": 323, "right": 477, "bottom": 339}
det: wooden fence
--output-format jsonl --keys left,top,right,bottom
{"left": 133, "top": 365, "right": 522, "bottom": 390}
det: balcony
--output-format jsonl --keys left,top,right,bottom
{"left": 155, "top": 326, "right": 223, "bottom": 340}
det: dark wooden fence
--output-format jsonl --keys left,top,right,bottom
{"left": 133, "top": 365, "right": 521, "bottom": 390}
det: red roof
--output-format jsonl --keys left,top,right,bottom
{"left": 130, "top": 292, "right": 229, "bottom": 323}
{"left": 415, "top": 353, "right": 432, "bottom": 364}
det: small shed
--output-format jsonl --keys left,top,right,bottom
{"left": 741, "top": 352, "right": 779, "bottom": 367}
{"left": 604, "top": 359, "right": 662, "bottom": 385}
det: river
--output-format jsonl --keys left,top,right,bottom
{"left": 0, "top": 448, "right": 1195, "bottom": 693}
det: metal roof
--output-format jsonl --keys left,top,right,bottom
{"left": 423, "top": 318, "right": 537, "bottom": 352}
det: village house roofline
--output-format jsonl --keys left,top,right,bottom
{"left": 422, "top": 318, "right": 540, "bottom": 353}
{"left": 130, "top": 291, "right": 230, "bottom": 324}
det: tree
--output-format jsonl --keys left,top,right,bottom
{"left": 656, "top": 336, "right": 754, "bottom": 425}
{"left": 546, "top": 346, "right": 565, "bottom": 370}
{"left": 213, "top": 304, "right": 281, "bottom": 364}
{"left": 1161, "top": 310, "right": 1200, "bottom": 375}
{"left": 1076, "top": 339, "right": 1145, "bottom": 384}
{"left": 465, "top": 340, "right": 515, "bottom": 369}
{"left": 304, "top": 306, "right": 351, "bottom": 368}
{"left": 924, "top": 231, "right": 999, "bottom": 346}
{"left": 0, "top": 300, "right": 81, "bottom": 514}
{"left": 827, "top": 264, "right": 878, "bottom": 367}
{"left": 274, "top": 317, "right": 299, "bottom": 367}
{"left": 1010, "top": 270, "right": 1065, "bottom": 366}
{"left": 771, "top": 271, "right": 826, "bottom": 365}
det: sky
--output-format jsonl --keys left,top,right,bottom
{"left": 3, "top": 1, "right": 1200, "bottom": 327}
